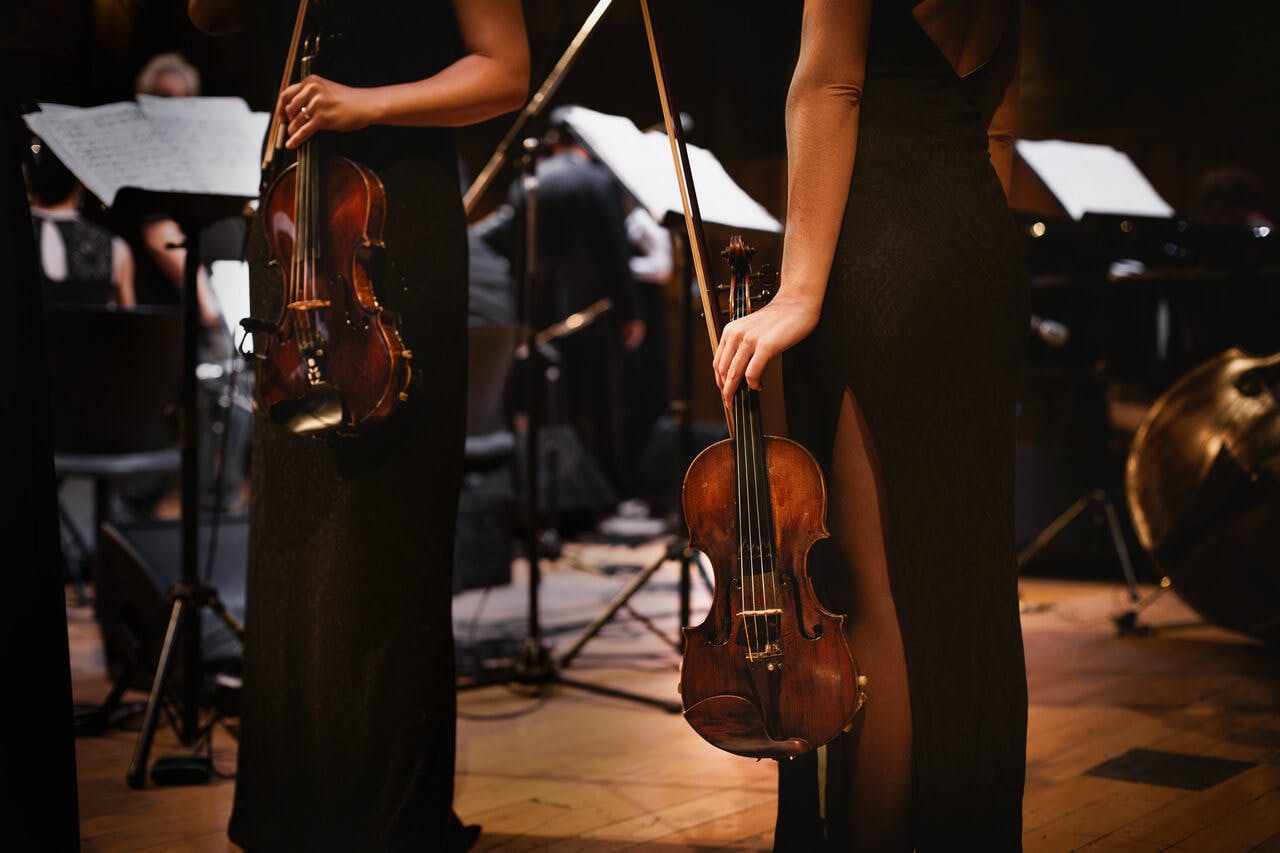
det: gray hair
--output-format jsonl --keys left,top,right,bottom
{"left": 135, "top": 52, "right": 201, "bottom": 96}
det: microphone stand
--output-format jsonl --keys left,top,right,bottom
{"left": 458, "top": 137, "right": 679, "bottom": 712}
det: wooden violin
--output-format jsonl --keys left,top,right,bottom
{"left": 680, "top": 239, "right": 865, "bottom": 758}
{"left": 252, "top": 24, "right": 411, "bottom": 436}
{"left": 640, "top": 1, "right": 864, "bottom": 759}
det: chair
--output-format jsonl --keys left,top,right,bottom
{"left": 45, "top": 305, "right": 183, "bottom": 600}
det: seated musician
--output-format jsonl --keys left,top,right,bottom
{"left": 25, "top": 142, "right": 135, "bottom": 308}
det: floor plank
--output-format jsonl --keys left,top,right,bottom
{"left": 68, "top": 557, "right": 1279, "bottom": 851}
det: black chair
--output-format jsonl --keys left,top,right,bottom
{"left": 45, "top": 305, "right": 183, "bottom": 600}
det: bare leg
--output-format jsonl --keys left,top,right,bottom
{"left": 824, "top": 387, "right": 913, "bottom": 851}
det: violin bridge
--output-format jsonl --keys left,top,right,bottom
{"left": 287, "top": 299, "right": 332, "bottom": 312}
{"left": 740, "top": 609, "right": 784, "bottom": 664}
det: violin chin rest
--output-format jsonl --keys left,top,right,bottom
{"left": 269, "top": 383, "right": 347, "bottom": 435}
{"left": 684, "top": 695, "right": 811, "bottom": 759}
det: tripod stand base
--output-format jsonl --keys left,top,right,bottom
{"left": 149, "top": 753, "right": 213, "bottom": 786}
{"left": 457, "top": 636, "right": 681, "bottom": 713}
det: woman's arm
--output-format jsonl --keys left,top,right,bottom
{"left": 111, "top": 237, "right": 136, "bottom": 308}
{"left": 714, "top": 0, "right": 871, "bottom": 404}
{"left": 281, "top": 0, "right": 529, "bottom": 148}
{"left": 188, "top": 0, "right": 251, "bottom": 36}
{"left": 981, "top": 4, "right": 1020, "bottom": 196}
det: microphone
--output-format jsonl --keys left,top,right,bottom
{"left": 1030, "top": 314, "right": 1070, "bottom": 347}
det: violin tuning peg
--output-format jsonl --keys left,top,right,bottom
{"left": 402, "top": 349, "right": 414, "bottom": 360}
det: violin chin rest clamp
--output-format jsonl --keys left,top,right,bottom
{"left": 683, "top": 694, "right": 810, "bottom": 760}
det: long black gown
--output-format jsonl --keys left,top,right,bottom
{"left": 228, "top": 2, "right": 468, "bottom": 850}
{"left": 777, "top": 2, "right": 1028, "bottom": 849}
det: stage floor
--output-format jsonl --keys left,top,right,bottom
{"left": 69, "top": 538, "right": 1280, "bottom": 851}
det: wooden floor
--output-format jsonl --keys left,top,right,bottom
{"left": 70, "top": 539, "right": 1280, "bottom": 851}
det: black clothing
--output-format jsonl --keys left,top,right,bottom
{"left": 31, "top": 211, "right": 113, "bottom": 304}
{"left": 467, "top": 228, "right": 515, "bottom": 325}
{"left": 778, "top": 2, "right": 1028, "bottom": 849}
{"left": 228, "top": 2, "right": 468, "bottom": 850}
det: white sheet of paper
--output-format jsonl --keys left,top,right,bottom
{"left": 136, "top": 94, "right": 251, "bottom": 120}
{"left": 557, "top": 105, "right": 782, "bottom": 233}
{"left": 1016, "top": 139, "right": 1174, "bottom": 221}
{"left": 209, "top": 260, "right": 253, "bottom": 345}
{"left": 25, "top": 98, "right": 269, "bottom": 205}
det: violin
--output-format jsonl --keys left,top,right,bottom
{"left": 251, "top": 26, "right": 411, "bottom": 436}
{"left": 1126, "top": 349, "right": 1280, "bottom": 644}
{"left": 679, "top": 239, "right": 865, "bottom": 758}
{"left": 638, "top": 0, "right": 865, "bottom": 759}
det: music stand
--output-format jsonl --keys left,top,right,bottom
{"left": 548, "top": 103, "right": 782, "bottom": 667}
{"left": 112, "top": 189, "right": 251, "bottom": 788}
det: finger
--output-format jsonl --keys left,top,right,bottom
{"left": 714, "top": 335, "right": 735, "bottom": 390}
{"left": 277, "top": 84, "right": 300, "bottom": 120}
{"left": 285, "top": 116, "right": 318, "bottom": 150}
{"left": 714, "top": 325, "right": 739, "bottom": 382}
{"left": 743, "top": 345, "right": 772, "bottom": 390}
{"left": 284, "top": 84, "right": 317, "bottom": 121}
{"left": 287, "top": 109, "right": 310, "bottom": 138}
{"left": 722, "top": 338, "right": 754, "bottom": 404}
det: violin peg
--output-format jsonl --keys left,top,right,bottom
{"left": 402, "top": 349, "right": 414, "bottom": 360}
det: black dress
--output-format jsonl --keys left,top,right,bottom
{"left": 778, "top": 2, "right": 1028, "bottom": 849}
{"left": 228, "top": 3, "right": 468, "bottom": 850}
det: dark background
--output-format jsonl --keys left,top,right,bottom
{"left": 22, "top": 0, "right": 1280, "bottom": 223}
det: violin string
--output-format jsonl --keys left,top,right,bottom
{"left": 743, "top": 284, "right": 764, "bottom": 656}
{"left": 757, "top": 393, "right": 779, "bottom": 633}
{"left": 742, "top": 283, "right": 772, "bottom": 647}
{"left": 733, "top": 282, "right": 757, "bottom": 660}
{"left": 734, "top": 386, "right": 751, "bottom": 659}
{"left": 302, "top": 140, "right": 314, "bottom": 349}
{"left": 747, "top": 393, "right": 772, "bottom": 642}
{"left": 304, "top": 141, "right": 314, "bottom": 349}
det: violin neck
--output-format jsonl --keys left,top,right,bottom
{"left": 295, "top": 51, "right": 320, "bottom": 266}
{"left": 730, "top": 267, "right": 778, "bottom": 570}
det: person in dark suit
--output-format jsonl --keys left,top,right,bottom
{"left": 476, "top": 118, "right": 644, "bottom": 493}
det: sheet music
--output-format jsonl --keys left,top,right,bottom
{"left": 137, "top": 94, "right": 251, "bottom": 120}
{"left": 557, "top": 105, "right": 782, "bottom": 233}
{"left": 1016, "top": 139, "right": 1174, "bottom": 221}
{"left": 25, "top": 97, "right": 269, "bottom": 205}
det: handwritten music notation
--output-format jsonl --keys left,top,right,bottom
{"left": 25, "top": 97, "right": 270, "bottom": 206}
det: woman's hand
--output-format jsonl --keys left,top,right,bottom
{"left": 279, "top": 75, "right": 374, "bottom": 149}
{"left": 713, "top": 292, "right": 821, "bottom": 406}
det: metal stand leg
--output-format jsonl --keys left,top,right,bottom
{"left": 127, "top": 595, "right": 187, "bottom": 789}
{"left": 558, "top": 537, "right": 686, "bottom": 668}
{"left": 1017, "top": 488, "right": 1150, "bottom": 635}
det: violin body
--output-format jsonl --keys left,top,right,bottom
{"left": 250, "top": 39, "right": 410, "bottom": 437}
{"left": 257, "top": 155, "right": 410, "bottom": 435}
{"left": 676, "top": 237, "right": 864, "bottom": 760}
{"left": 1126, "top": 348, "right": 1280, "bottom": 643}
{"left": 682, "top": 434, "right": 864, "bottom": 758}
